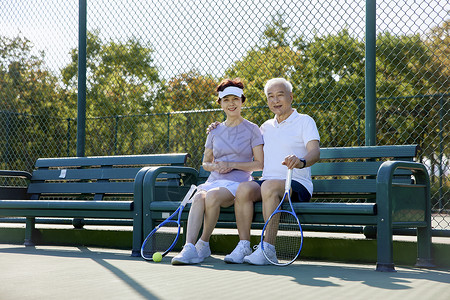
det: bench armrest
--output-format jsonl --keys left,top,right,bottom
{"left": 0, "top": 170, "right": 32, "bottom": 180}
{"left": 133, "top": 164, "right": 197, "bottom": 213}
{"left": 377, "top": 160, "right": 430, "bottom": 187}
{"left": 377, "top": 159, "right": 431, "bottom": 219}
{"left": 140, "top": 166, "right": 198, "bottom": 234}
{"left": 142, "top": 166, "right": 199, "bottom": 200}
{"left": 376, "top": 160, "right": 431, "bottom": 214}
{"left": 375, "top": 160, "right": 432, "bottom": 269}
{"left": 0, "top": 170, "right": 32, "bottom": 200}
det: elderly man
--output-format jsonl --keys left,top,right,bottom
{"left": 223, "top": 78, "right": 320, "bottom": 265}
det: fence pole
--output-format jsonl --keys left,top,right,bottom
{"left": 365, "top": 0, "right": 376, "bottom": 146}
{"left": 77, "top": 0, "right": 87, "bottom": 157}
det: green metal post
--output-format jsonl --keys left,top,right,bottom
{"left": 365, "top": 0, "right": 376, "bottom": 146}
{"left": 77, "top": 0, "right": 87, "bottom": 157}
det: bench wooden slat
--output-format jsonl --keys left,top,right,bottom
{"left": 319, "top": 145, "right": 417, "bottom": 159}
{"left": 35, "top": 153, "right": 188, "bottom": 168}
{"left": 31, "top": 168, "right": 181, "bottom": 181}
{"left": 149, "top": 202, "right": 377, "bottom": 215}
{"left": 312, "top": 179, "right": 377, "bottom": 193}
{"left": 0, "top": 200, "right": 132, "bottom": 210}
{"left": 0, "top": 209, "right": 134, "bottom": 219}
{"left": 253, "top": 214, "right": 378, "bottom": 225}
{"left": 312, "top": 161, "right": 380, "bottom": 176}
{"left": 150, "top": 210, "right": 378, "bottom": 226}
{"left": 27, "top": 182, "right": 135, "bottom": 195}
{"left": 311, "top": 161, "right": 412, "bottom": 176}
{"left": 291, "top": 202, "right": 376, "bottom": 214}
{"left": 31, "top": 168, "right": 145, "bottom": 181}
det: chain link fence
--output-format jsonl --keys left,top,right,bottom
{"left": 1, "top": 1, "right": 448, "bottom": 230}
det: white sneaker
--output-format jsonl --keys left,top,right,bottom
{"left": 195, "top": 239, "right": 211, "bottom": 261}
{"left": 243, "top": 242, "right": 278, "bottom": 265}
{"left": 171, "top": 243, "right": 201, "bottom": 265}
{"left": 224, "top": 241, "right": 252, "bottom": 264}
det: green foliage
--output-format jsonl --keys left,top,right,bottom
{"left": 0, "top": 35, "right": 69, "bottom": 169}
{"left": 225, "top": 20, "right": 366, "bottom": 147}
{"left": 375, "top": 29, "right": 449, "bottom": 163}
{"left": 62, "top": 30, "right": 159, "bottom": 117}
{"left": 161, "top": 70, "right": 218, "bottom": 112}
{"left": 60, "top": 30, "right": 161, "bottom": 156}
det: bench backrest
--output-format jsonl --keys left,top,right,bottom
{"left": 197, "top": 145, "right": 418, "bottom": 199}
{"left": 28, "top": 153, "right": 189, "bottom": 200}
{"left": 311, "top": 145, "right": 418, "bottom": 196}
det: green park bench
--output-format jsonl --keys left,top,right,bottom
{"left": 142, "top": 145, "right": 433, "bottom": 271}
{"left": 0, "top": 153, "right": 191, "bottom": 256}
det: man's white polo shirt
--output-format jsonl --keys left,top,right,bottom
{"left": 260, "top": 109, "right": 320, "bottom": 196}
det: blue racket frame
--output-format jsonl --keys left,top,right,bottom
{"left": 141, "top": 185, "right": 197, "bottom": 261}
{"left": 261, "top": 169, "right": 304, "bottom": 266}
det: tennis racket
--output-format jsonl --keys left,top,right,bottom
{"left": 261, "top": 168, "right": 303, "bottom": 266}
{"left": 141, "top": 184, "right": 197, "bottom": 261}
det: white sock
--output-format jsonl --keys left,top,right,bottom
{"left": 197, "top": 239, "right": 209, "bottom": 246}
{"left": 238, "top": 240, "right": 250, "bottom": 248}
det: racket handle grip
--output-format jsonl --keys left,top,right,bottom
{"left": 285, "top": 168, "right": 293, "bottom": 191}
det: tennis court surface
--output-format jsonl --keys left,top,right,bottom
{"left": 1, "top": 243, "right": 448, "bottom": 300}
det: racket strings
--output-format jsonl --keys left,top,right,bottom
{"left": 263, "top": 210, "right": 302, "bottom": 265}
{"left": 141, "top": 221, "right": 180, "bottom": 259}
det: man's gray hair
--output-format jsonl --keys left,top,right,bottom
{"left": 264, "top": 78, "right": 293, "bottom": 96}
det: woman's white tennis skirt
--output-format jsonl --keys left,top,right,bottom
{"left": 197, "top": 180, "right": 241, "bottom": 196}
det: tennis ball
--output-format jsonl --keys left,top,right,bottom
{"left": 152, "top": 252, "right": 162, "bottom": 262}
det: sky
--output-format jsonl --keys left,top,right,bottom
{"left": 1, "top": 0, "right": 448, "bottom": 79}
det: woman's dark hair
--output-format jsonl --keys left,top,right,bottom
{"left": 216, "top": 78, "right": 246, "bottom": 103}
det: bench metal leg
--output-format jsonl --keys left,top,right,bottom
{"left": 415, "top": 226, "right": 435, "bottom": 268}
{"left": 131, "top": 211, "right": 143, "bottom": 257}
{"left": 415, "top": 182, "right": 435, "bottom": 268}
{"left": 376, "top": 202, "right": 396, "bottom": 272}
{"left": 375, "top": 226, "right": 396, "bottom": 272}
{"left": 24, "top": 217, "right": 36, "bottom": 246}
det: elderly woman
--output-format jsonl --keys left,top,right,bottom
{"left": 171, "top": 78, "right": 263, "bottom": 265}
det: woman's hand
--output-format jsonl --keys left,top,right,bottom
{"left": 214, "top": 161, "right": 233, "bottom": 173}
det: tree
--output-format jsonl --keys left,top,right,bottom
{"left": 375, "top": 31, "right": 448, "bottom": 155}
{"left": 62, "top": 30, "right": 159, "bottom": 117}
{"left": 225, "top": 15, "right": 366, "bottom": 146}
{"left": 425, "top": 20, "right": 449, "bottom": 93}
{"left": 160, "top": 70, "right": 218, "bottom": 112}
{"left": 0, "top": 35, "right": 68, "bottom": 170}
{"left": 224, "top": 14, "right": 304, "bottom": 128}
{"left": 61, "top": 30, "right": 161, "bottom": 155}
{"left": 300, "top": 29, "right": 366, "bottom": 146}
{"left": 150, "top": 71, "right": 220, "bottom": 165}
